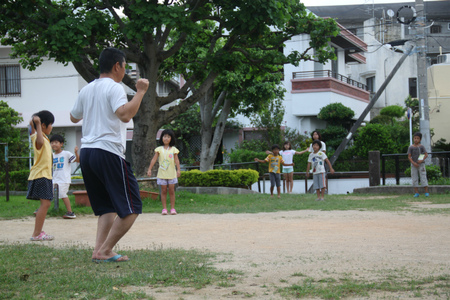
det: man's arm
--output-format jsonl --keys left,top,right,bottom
{"left": 115, "top": 78, "right": 149, "bottom": 122}
{"left": 70, "top": 114, "right": 82, "bottom": 123}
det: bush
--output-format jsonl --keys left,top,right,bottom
{"left": 353, "top": 123, "right": 396, "bottom": 158}
{"left": 0, "top": 169, "right": 29, "bottom": 191}
{"left": 404, "top": 164, "right": 442, "bottom": 182}
{"left": 179, "top": 169, "right": 259, "bottom": 187}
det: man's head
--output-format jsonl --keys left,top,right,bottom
{"left": 99, "top": 48, "right": 126, "bottom": 79}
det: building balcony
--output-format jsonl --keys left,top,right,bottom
{"left": 292, "top": 70, "right": 370, "bottom": 103}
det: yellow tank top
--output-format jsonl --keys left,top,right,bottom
{"left": 28, "top": 133, "right": 53, "bottom": 180}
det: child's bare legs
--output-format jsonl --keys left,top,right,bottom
{"left": 62, "top": 197, "right": 73, "bottom": 212}
{"left": 316, "top": 189, "right": 321, "bottom": 200}
{"left": 168, "top": 184, "right": 176, "bottom": 209}
{"left": 32, "top": 199, "right": 51, "bottom": 237}
{"left": 320, "top": 188, "right": 326, "bottom": 200}
{"left": 288, "top": 173, "right": 294, "bottom": 193}
{"left": 424, "top": 186, "right": 429, "bottom": 193}
{"left": 414, "top": 187, "right": 419, "bottom": 194}
{"left": 284, "top": 174, "right": 291, "bottom": 193}
{"left": 277, "top": 186, "right": 281, "bottom": 198}
{"left": 270, "top": 186, "right": 274, "bottom": 197}
{"left": 160, "top": 185, "right": 168, "bottom": 210}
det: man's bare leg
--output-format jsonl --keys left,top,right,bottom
{"left": 92, "top": 213, "right": 138, "bottom": 261}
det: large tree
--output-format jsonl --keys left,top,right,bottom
{"left": 0, "top": 0, "right": 339, "bottom": 176}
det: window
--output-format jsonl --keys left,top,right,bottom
{"left": 366, "top": 76, "right": 375, "bottom": 93}
{"left": 0, "top": 65, "right": 21, "bottom": 97}
{"left": 430, "top": 25, "right": 441, "bottom": 34}
{"left": 409, "top": 77, "right": 417, "bottom": 98}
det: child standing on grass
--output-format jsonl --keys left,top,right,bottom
{"left": 27, "top": 111, "right": 55, "bottom": 241}
{"left": 266, "top": 141, "right": 302, "bottom": 194}
{"left": 50, "top": 134, "right": 80, "bottom": 219}
{"left": 255, "top": 144, "right": 285, "bottom": 198}
{"left": 147, "top": 129, "right": 181, "bottom": 215}
{"left": 306, "top": 140, "right": 334, "bottom": 201}
{"left": 407, "top": 132, "right": 429, "bottom": 197}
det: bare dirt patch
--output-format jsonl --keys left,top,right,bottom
{"left": 1, "top": 210, "right": 450, "bottom": 299}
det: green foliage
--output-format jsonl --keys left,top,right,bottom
{"left": 353, "top": 124, "right": 396, "bottom": 158}
{"left": 320, "top": 125, "right": 348, "bottom": 151}
{"left": 404, "top": 164, "right": 442, "bottom": 181}
{"left": 234, "top": 140, "right": 268, "bottom": 152}
{"left": 283, "top": 127, "right": 309, "bottom": 150}
{"left": 229, "top": 149, "right": 268, "bottom": 175}
{"left": 0, "top": 101, "right": 29, "bottom": 174}
{"left": 0, "top": 170, "right": 29, "bottom": 191}
{"left": 380, "top": 105, "right": 405, "bottom": 119}
{"left": 179, "top": 169, "right": 259, "bottom": 187}
{"left": 432, "top": 138, "right": 450, "bottom": 152}
{"left": 249, "top": 98, "right": 285, "bottom": 147}
{"left": 317, "top": 103, "right": 355, "bottom": 129}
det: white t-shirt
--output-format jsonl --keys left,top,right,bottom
{"left": 280, "top": 150, "right": 296, "bottom": 164}
{"left": 308, "top": 151, "right": 328, "bottom": 174}
{"left": 308, "top": 141, "right": 326, "bottom": 153}
{"left": 70, "top": 78, "right": 128, "bottom": 158}
{"left": 53, "top": 150, "right": 76, "bottom": 184}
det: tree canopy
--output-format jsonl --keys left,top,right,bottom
{"left": 1, "top": 0, "right": 340, "bottom": 175}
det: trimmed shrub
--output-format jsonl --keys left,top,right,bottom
{"left": 404, "top": 164, "right": 442, "bottom": 182}
{"left": 179, "top": 169, "right": 259, "bottom": 187}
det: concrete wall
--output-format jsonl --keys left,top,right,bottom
{"left": 428, "top": 63, "right": 450, "bottom": 142}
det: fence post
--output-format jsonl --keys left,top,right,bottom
{"left": 381, "top": 155, "right": 386, "bottom": 185}
{"left": 369, "top": 151, "right": 380, "bottom": 186}
{"left": 395, "top": 156, "right": 400, "bottom": 185}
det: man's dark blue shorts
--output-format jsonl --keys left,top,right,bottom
{"left": 80, "top": 148, "right": 142, "bottom": 218}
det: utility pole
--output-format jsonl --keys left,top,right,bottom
{"left": 415, "top": 0, "right": 431, "bottom": 152}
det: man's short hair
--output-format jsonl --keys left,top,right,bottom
{"left": 99, "top": 48, "right": 126, "bottom": 74}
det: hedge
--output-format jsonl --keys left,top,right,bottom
{"left": 0, "top": 169, "right": 29, "bottom": 191}
{"left": 404, "top": 164, "right": 442, "bottom": 181}
{"left": 179, "top": 169, "right": 259, "bottom": 187}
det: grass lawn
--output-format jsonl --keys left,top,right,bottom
{"left": 1, "top": 191, "right": 449, "bottom": 299}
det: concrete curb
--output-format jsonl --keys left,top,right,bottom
{"left": 353, "top": 185, "right": 450, "bottom": 194}
{"left": 177, "top": 186, "right": 259, "bottom": 195}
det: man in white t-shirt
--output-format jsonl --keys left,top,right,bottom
{"left": 50, "top": 134, "right": 79, "bottom": 219}
{"left": 70, "top": 47, "right": 149, "bottom": 263}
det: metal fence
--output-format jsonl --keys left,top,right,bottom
{"left": 381, "top": 151, "right": 450, "bottom": 185}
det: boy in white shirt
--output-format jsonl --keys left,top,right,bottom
{"left": 50, "top": 134, "right": 80, "bottom": 219}
{"left": 306, "top": 140, "right": 334, "bottom": 201}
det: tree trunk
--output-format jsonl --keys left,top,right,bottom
{"left": 199, "top": 89, "right": 232, "bottom": 172}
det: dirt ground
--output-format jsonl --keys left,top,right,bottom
{"left": 2, "top": 204, "right": 450, "bottom": 299}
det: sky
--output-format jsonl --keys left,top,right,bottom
{"left": 301, "top": 0, "right": 441, "bottom": 6}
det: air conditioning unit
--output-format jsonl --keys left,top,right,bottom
{"left": 437, "top": 54, "right": 450, "bottom": 64}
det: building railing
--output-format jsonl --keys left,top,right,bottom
{"left": 292, "top": 70, "right": 369, "bottom": 91}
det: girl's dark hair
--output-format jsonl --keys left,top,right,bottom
{"left": 283, "top": 141, "right": 292, "bottom": 150}
{"left": 99, "top": 47, "right": 126, "bottom": 74}
{"left": 50, "top": 134, "right": 64, "bottom": 144}
{"left": 33, "top": 110, "right": 55, "bottom": 127}
{"left": 159, "top": 129, "right": 176, "bottom": 147}
{"left": 311, "top": 130, "right": 322, "bottom": 141}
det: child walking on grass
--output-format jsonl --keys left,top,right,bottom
{"left": 27, "top": 110, "right": 55, "bottom": 241}
{"left": 147, "top": 129, "right": 181, "bottom": 215}
{"left": 306, "top": 140, "right": 334, "bottom": 201}
{"left": 255, "top": 144, "right": 285, "bottom": 198}
{"left": 407, "top": 132, "right": 429, "bottom": 197}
